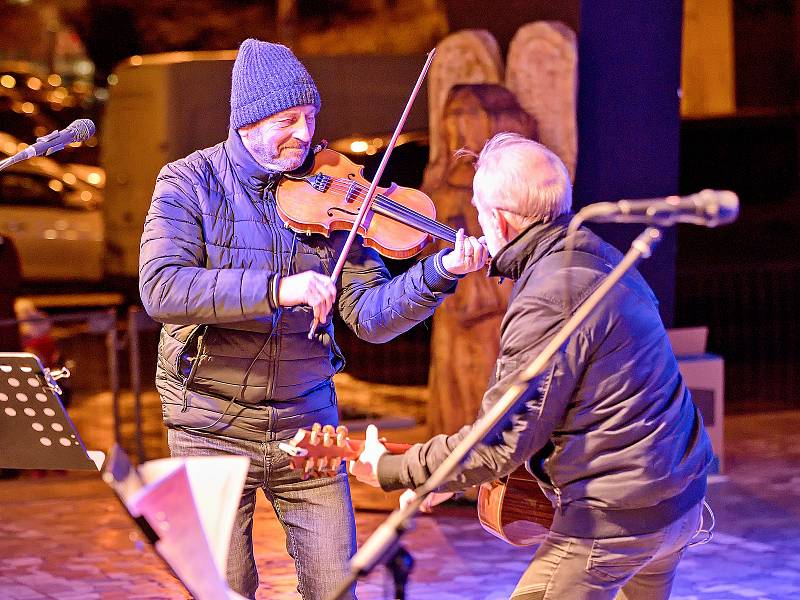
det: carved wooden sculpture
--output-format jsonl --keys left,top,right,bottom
{"left": 425, "top": 23, "right": 577, "bottom": 435}
{"left": 424, "top": 29, "right": 503, "bottom": 193}
{"left": 425, "top": 84, "right": 534, "bottom": 435}
{"left": 506, "top": 21, "right": 578, "bottom": 180}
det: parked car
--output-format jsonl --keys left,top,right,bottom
{"left": 0, "top": 141, "right": 103, "bottom": 282}
{"left": 0, "top": 92, "right": 102, "bottom": 168}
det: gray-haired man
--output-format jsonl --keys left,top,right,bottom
{"left": 352, "top": 132, "right": 713, "bottom": 600}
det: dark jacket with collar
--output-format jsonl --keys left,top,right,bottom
{"left": 139, "top": 130, "right": 457, "bottom": 441}
{"left": 378, "top": 214, "right": 713, "bottom": 537}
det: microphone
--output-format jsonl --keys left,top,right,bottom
{"left": 0, "top": 119, "right": 96, "bottom": 171}
{"left": 576, "top": 189, "right": 739, "bottom": 227}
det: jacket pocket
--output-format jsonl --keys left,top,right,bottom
{"left": 177, "top": 325, "right": 207, "bottom": 411}
{"left": 329, "top": 333, "right": 346, "bottom": 374}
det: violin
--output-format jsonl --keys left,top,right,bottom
{"left": 289, "top": 49, "right": 440, "bottom": 338}
{"left": 276, "top": 148, "right": 457, "bottom": 259}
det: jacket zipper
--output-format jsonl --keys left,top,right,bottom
{"left": 542, "top": 449, "right": 564, "bottom": 514}
{"left": 181, "top": 330, "right": 205, "bottom": 412}
{"left": 266, "top": 228, "right": 297, "bottom": 402}
{"left": 261, "top": 187, "right": 297, "bottom": 403}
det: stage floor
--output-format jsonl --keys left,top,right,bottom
{"left": 1, "top": 406, "right": 799, "bottom": 599}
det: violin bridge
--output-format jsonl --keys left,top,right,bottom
{"left": 345, "top": 179, "right": 359, "bottom": 204}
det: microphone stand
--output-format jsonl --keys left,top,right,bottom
{"left": 327, "top": 224, "right": 663, "bottom": 600}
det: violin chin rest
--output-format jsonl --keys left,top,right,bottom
{"left": 285, "top": 140, "right": 327, "bottom": 180}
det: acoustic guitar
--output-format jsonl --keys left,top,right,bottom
{"left": 280, "top": 423, "right": 554, "bottom": 546}
{"left": 477, "top": 466, "right": 554, "bottom": 546}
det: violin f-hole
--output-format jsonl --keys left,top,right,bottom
{"left": 329, "top": 206, "right": 373, "bottom": 231}
{"left": 327, "top": 207, "right": 358, "bottom": 218}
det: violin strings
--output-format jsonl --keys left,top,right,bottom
{"left": 308, "top": 177, "right": 456, "bottom": 242}
{"left": 324, "top": 179, "right": 448, "bottom": 234}
{"left": 315, "top": 176, "right": 455, "bottom": 239}
{"left": 314, "top": 176, "right": 458, "bottom": 242}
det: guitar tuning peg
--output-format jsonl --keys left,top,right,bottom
{"left": 303, "top": 458, "right": 316, "bottom": 479}
{"left": 322, "top": 424, "right": 335, "bottom": 447}
{"left": 310, "top": 422, "right": 322, "bottom": 445}
{"left": 336, "top": 425, "right": 347, "bottom": 447}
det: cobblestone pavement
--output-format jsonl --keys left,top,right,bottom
{"left": 1, "top": 388, "right": 799, "bottom": 598}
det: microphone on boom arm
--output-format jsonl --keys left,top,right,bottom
{"left": 576, "top": 189, "right": 739, "bottom": 228}
{"left": 0, "top": 119, "right": 96, "bottom": 172}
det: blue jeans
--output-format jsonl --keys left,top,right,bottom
{"left": 168, "top": 428, "right": 357, "bottom": 600}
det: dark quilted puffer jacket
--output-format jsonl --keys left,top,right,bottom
{"left": 139, "top": 130, "right": 457, "bottom": 441}
{"left": 378, "top": 216, "right": 713, "bottom": 537}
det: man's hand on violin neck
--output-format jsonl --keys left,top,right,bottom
{"left": 441, "top": 229, "right": 490, "bottom": 276}
{"left": 278, "top": 271, "right": 336, "bottom": 324}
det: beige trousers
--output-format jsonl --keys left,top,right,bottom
{"left": 510, "top": 502, "right": 703, "bottom": 600}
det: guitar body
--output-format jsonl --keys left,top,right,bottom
{"left": 478, "top": 466, "right": 554, "bottom": 546}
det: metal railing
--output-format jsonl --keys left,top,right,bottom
{"left": 0, "top": 306, "right": 163, "bottom": 463}
{"left": 126, "top": 306, "right": 160, "bottom": 462}
{"left": 0, "top": 307, "right": 121, "bottom": 434}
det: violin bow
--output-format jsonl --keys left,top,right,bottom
{"left": 307, "top": 47, "right": 437, "bottom": 339}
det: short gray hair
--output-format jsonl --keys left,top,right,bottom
{"left": 472, "top": 133, "right": 572, "bottom": 224}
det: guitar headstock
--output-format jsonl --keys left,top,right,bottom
{"left": 279, "top": 423, "right": 358, "bottom": 479}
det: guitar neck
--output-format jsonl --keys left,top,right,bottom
{"left": 344, "top": 438, "right": 411, "bottom": 459}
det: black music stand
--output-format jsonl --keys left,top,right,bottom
{"left": 0, "top": 352, "right": 96, "bottom": 470}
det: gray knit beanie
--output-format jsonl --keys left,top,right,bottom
{"left": 229, "top": 38, "right": 321, "bottom": 130}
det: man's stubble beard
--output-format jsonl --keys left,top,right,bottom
{"left": 255, "top": 141, "right": 310, "bottom": 173}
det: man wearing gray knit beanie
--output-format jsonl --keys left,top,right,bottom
{"left": 231, "top": 38, "right": 321, "bottom": 173}
{"left": 140, "top": 38, "right": 486, "bottom": 600}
